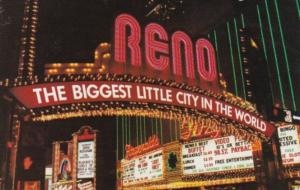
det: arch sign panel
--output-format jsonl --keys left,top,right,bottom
{"left": 11, "top": 81, "right": 274, "bottom": 137}
{"left": 9, "top": 13, "right": 274, "bottom": 138}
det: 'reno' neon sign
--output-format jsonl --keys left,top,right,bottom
{"left": 114, "top": 13, "right": 217, "bottom": 82}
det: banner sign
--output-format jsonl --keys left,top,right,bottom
{"left": 10, "top": 81, "right": 274, "bottom": 137}
{"left": 122, "top": 149, "right": 163, "bottom": 185}
{"left": 77, "top": 141, "right": 95, "bottom": 178}
{"left": 278, "top": 125, "right": 300, "bottom": 165}
{"left": 182, "top": 136, "right": 254, "bottom": 175}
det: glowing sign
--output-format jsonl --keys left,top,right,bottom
{"left": 114, "top": 13, "right": 217, "bottom": 82}
{"left": 122, "top": 149, "right": 163, "bottom": 185}
{"left": 278, "top": 125, "right": 300, "bottom": 165}
{"left": 180, "top": 119, "right": 221, "bottom": 141}
{"left": 10, "top": 81, "right": 275, "bottom": 137}
{"left": 125, "top": 135, "right": 160, "bottom": 159}
{"left": 182, "top": 136, "right": 254, "bottom": 174}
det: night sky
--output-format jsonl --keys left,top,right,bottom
{"left": 0, "top": 0, "right": 239, "bottom": 79}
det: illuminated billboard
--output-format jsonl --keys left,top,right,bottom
{"left": 182, "top": 136, "right": 254, "bottom": 175}
{"left": 122, "top": 149, "right": 163, "bottom": 185}
{"left": 10, "top": 81, "right": 274, "bottom": 137}
{"left": 278, "top": 125, "right": 300, "bottom": 165}
{"left": 113, "top": 14, "right": 218, "bottom": 86}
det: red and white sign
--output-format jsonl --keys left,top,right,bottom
{"left": 10, "top": 81, "right": 274, "bottom": 137}
{"left": 182, "top": 136, "right": 254, "bottom": 175}
{"left": 122, "top": 149, "right": 163, "bottom": 186}
{"left": 112, "top": 14, "right": 218, "bottom": 90}
{"left": 278, "top": 125, "right": 300, "bottom": 165}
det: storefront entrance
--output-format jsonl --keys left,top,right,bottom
{"left": 16, "top": 116, "right": 117, "bottom": 190}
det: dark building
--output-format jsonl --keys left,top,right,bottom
{"left": 206, "top": 0, "right": 300, "bottom": 112}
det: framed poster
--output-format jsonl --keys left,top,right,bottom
{"left": 77, "top": 141, "right": 95, "bottom": 179}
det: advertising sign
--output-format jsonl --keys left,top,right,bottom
{"left": 58, "top": 156, "right": 72, "bottom": 181}
{"left": 113, "top": 14, "right": 218, "bottom": 87}
{"left": 10, "top": 81, "right": 274, "bottom": 137}
{"left": 182, "top": 136, "right": 254, "bottom": 175}
{"left": 180, "top": 119, "right": 221, "bottom": 141}
{"left": 125, "top": 135, "right": 160, "bottom": 159}
{"left": 278, "top": 125, "right": 300, "bottom": 165}
{"left": 122, "top": 149, "right": 163, "bottom": 185}
{"left": 77, "top": 141, "right": 95, "bottom": 178}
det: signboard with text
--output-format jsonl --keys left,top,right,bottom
{"left": 77, "top": 141, "right": 95, "bottom": 178}
{"left": 182, "top": 136, "right": 254, "bottom": 175}
{"left": 10, "top": 81, "right": 274, "bottom": 137}
{"left": 278, "top": 125, "right": 300, "bottom": 165}
{"left": 112, "top": 14, "right": 219, "bottom": 90}
{"left": 122, "top": 149, "right": 163, "bottom": 185}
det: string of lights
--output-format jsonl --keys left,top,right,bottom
{"left": 18, "top": 0, "right": 39, "bottom": 80}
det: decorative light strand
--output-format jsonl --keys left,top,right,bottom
{"left": 234, "top": 17, "right": 246, "bottom": 99}
{"left": 264, "top": 0, "right": 285, "bottom": 107}
{"left": 274, "top": 0, "right": 297, "bottom": 110}
{"left": 213, "top": 30, "right": 221, "bottom": 73}
{"left": 226, "top": 22, "right": 239, "bottom": 96}
{"left": 256, "top": 4, "right": 275, "bottom": 103}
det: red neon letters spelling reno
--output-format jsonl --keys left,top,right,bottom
{"left": 114, "top": 13, "right": 217, "bottom": 82}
